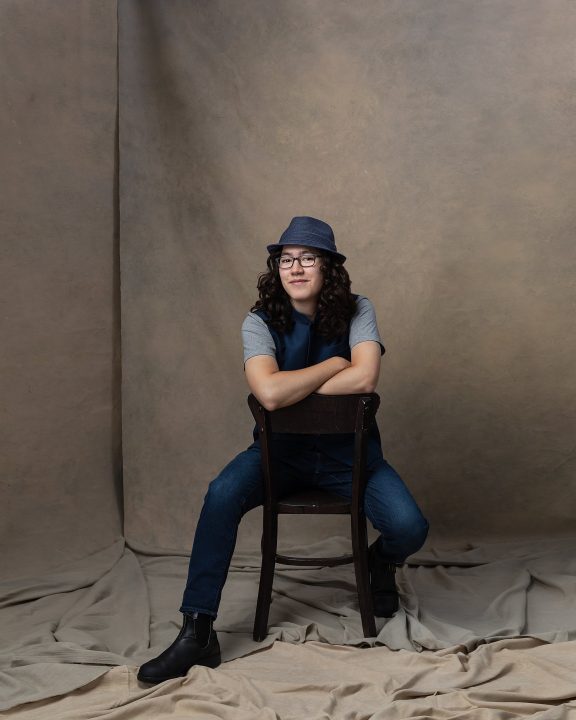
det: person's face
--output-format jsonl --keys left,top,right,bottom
{"left": 277, "top": 245, "right": 324, "bottom": 308}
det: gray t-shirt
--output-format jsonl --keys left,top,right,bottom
{"left": 242, "top": 295, "right": 385, "bottom": 364}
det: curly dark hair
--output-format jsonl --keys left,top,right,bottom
{"left": 251, "top": 251, "right": 357, "bottom": 339}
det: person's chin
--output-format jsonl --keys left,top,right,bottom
{"left": 284, "top": 282, "right": 307, "bottom": 295}
{"left": 288, "top": 287, "right": 311, "bottom": 298}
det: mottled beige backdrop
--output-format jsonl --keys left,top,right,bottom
{"left": 2, "top": 2, "right": 576, "bottom": 712}
{"left": 1, "top": 0, "right": 122, "bottom": 578}
{"left": 2, "top": 0, "right": 575, "bottom": 577}
{"left": 119, "top": 0, "right": 576, "bottom": 555}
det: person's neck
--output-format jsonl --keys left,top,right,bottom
{"left": 291, "top": 299, "right": 318, "bottom": 321}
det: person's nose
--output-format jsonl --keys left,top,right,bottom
{"left": 290, "top": 259, "right": 304, "bottom": 274}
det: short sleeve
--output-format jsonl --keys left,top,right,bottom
{"left": 349, "top": 296, "right": 385, "bottom": 355}
{"left": 242, "top": 313, "right": 277, "bottom": 364}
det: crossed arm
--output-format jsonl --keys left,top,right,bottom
{"left": 244, "top": 341, "right": 381, "bottom": 412}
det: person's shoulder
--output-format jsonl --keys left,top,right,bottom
{"left": 349, "top": 294, "right": 384, "bottom": 353}
{"left": 242, "top": 310, "right": 269, "bottom": 331}
{"left": 242, "top": 309, "right": 276, "bottom": 361}
{"left": 353, "top": 294, "right": 376, "bottom": 314}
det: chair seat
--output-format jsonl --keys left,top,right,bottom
{"left": 276, "top": 489, "right": 351, "bottom": 515}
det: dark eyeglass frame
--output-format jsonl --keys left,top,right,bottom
{"left": 276, "top": 254, "right": 320, "bottom": 270}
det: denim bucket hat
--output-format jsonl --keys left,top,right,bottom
{"left": 267, "top": 216, "right": 346, "bottom": 263}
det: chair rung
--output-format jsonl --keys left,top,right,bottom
{"left": 277, "top": 505, "right": 351, "bottom": 515}
{"left": 276, "top": 553, "right": 354, "bottom": 567}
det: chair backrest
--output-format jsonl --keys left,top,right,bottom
{"left": 248, "top": 393, "right": 380, "bottom": 436}
{"left": 248, "top": 392, "right": 381, "bottom": 511}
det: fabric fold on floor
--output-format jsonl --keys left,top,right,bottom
{"left": 6, "top": 639, "right": 576, "bottom": 719}
{"left": 1, "top": 535, "right": 575, "bottom": 712}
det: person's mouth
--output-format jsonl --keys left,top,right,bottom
{"left": 289, "top": 280, "right": 308, "bottom": 284}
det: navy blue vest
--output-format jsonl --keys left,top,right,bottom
{"left": 251, "top": 304, "right": 383, "bottom": 468}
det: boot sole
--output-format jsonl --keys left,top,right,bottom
{"left": 137, "top": 653, "right": 222, "bottom": 684}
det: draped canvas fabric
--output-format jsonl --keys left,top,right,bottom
{"left": 2, "top": 0, "right": 576, "bottom": 717}
{"left": 2, "top": 537, "right": 576, "bottom": 716}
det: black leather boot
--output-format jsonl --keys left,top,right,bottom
{"left": 368, "top": 540, "right": 401, "bottom": 618}
{"left": 137, "top": 612, "right": 221, "bottom": 684}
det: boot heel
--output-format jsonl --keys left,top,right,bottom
{"left": 200, "top": 652, "right": 221, "bottom": 669}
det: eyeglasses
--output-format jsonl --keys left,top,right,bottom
{"left": 277, "top": 254, "right": 319, "bottom": 270}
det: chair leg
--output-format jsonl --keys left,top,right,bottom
{"left": 351, "top": 511, "right": 377, "bottom": 638}
{"left": 253, "top": 507, "right": 278, "bottom": 642}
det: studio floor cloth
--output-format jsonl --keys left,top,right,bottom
{"left": 2, "top": 535, "right": 576, "bottom": 717}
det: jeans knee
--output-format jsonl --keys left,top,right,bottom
{"left": 203, "top": 451, "right": 262, "bottom": 515}
{"left": 414, "top": 514, "right": 429, "bottom": 547}
{"left": 204, "top": 475, "right": 242, "bottom": 512}
{"left": 402, "top": 513, "right": 429, "bottom": 556}
{"left": 384, "top": 511, "right": 429, "bottom": 558}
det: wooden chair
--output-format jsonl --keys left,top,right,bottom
{"left": 248, "top": 392, "right": 380, "bottom": 641}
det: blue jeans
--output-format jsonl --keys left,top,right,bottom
{"left": 180, "top": 445, "right": 429, "bottom": 617}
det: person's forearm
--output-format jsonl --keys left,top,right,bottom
{"left": 316, "top": 364, "right": 378, "bottom": 395}
{"left": 257, "top": 357, "right": 350, "bottom": 410}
